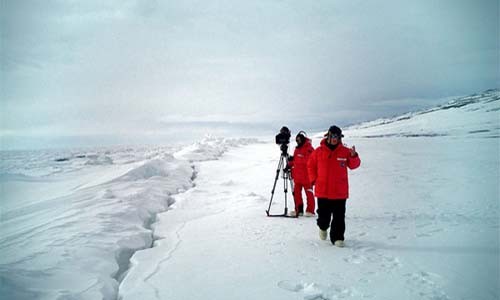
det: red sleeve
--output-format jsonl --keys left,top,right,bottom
{"left": 307, "top": 150, "right": 318, "bottom": 184}
{"left": 307, "top": 144, "right": 314, "bottom": 157}
{"left": 288, "top": 149, "right": 297, "bottom": 168}
{"left": 347, "top": 154, "right": 361, "bottom": 170}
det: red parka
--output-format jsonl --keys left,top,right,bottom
{"left": 307, "top": 139, "right": 361, "bottom": 200}
{"left": 290, "top": 138, "right": 314, "bottom": 184}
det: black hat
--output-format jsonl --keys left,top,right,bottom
{"left": 324, "top": 125, "right": 344, "bottom": 138}
{"left": 296, "top": 130, "right": 307, "bottom": 140}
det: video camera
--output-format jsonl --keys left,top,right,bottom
{"left": 275, "top": 126, "right": 291, "bottom": 155}
{"left": 275, "top": 126, "right": 291, "bottom": 145}
{"left": 266, "top": 126, "right": 295, "bottom": 217}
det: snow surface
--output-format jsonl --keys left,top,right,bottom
{"left": 1, "top": 90, "right": 499, "bottom": 300}
{"left": 0, "top": 139, "right": 256, "bottom": 299}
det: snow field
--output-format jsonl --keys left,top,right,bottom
{"left": 0, "top": 137, "right": 255, "bottom": 299}
{"left": 119, "top": 136, "right": 498, "bottom": 300}
{"left": 1, "top": 90, "right": 498, "bottom": 300}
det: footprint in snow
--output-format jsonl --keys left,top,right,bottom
{"left": 277, "top": 280, "right": 363, "bottom": 300}
{"left": 220, "top": 180, "right": 236, "bottom": 186}
{"left": 404, "top": 271, "right": 450, "bottom": 300}
{"left": 343, "top": 254, "right": 369, "bottom": 264}
{"left": 344, "top": 240, "right": 402, "bottom": 271}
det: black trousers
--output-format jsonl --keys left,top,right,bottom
{"left": 316, "top": 198, "right": 347, "bottom": 242}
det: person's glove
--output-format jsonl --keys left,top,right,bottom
{"left": 349, "top": 146, "right": 358, "bottom": 157}
{"left": 288, "top": 155, "right": 294, "bottom": 161}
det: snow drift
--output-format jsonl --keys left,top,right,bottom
{"left": 0, "top": 136, "right": 255, "bottom": 299}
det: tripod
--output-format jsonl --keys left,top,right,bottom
{"left": 266, "top": 147, "right": 296, "bottom": 218}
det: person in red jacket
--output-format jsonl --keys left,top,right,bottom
{"left": 288, "top": 131, "right": 315, "bottom": 217}
{"left": 307, "top": 125, "right": 360, "bottom": 247}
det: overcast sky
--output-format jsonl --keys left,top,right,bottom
{"left": 1, "top": 0, "right": 499, "bottom": 149}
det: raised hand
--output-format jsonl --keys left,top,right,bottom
{"left": 350, "top": 146, "right": 358, "bottom": 157}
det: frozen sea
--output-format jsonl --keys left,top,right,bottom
{"left": 1, "top": 90, "right": 499, "bottom": 300}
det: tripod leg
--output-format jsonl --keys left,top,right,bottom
{"left": 285, "top": 154, "right": 295, "bottom": 198}
{"left": 288, "top": 176, "right": 295, "bottom": 216}
{"left": 283, "top": 170, "right": 288, "bottom": 216}
{"left": 266, "top": 156, "right": 284, "bottom": 215}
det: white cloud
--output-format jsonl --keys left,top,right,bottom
{"left": 1, "top": 0, "right": 498, "bottom": 149}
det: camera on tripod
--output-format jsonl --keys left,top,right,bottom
{"left": 275, "top": 126, "right": 291, "bottom": 154}
{"left": 266, "top": 126, "right": 296, "bottom": 217}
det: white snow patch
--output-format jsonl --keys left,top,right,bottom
{"left": 0, "top": 138, "right": 257, "bottom": 299}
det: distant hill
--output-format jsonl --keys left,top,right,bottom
{"left": 345, "top": 89, "right": 500, "bottom": 139}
